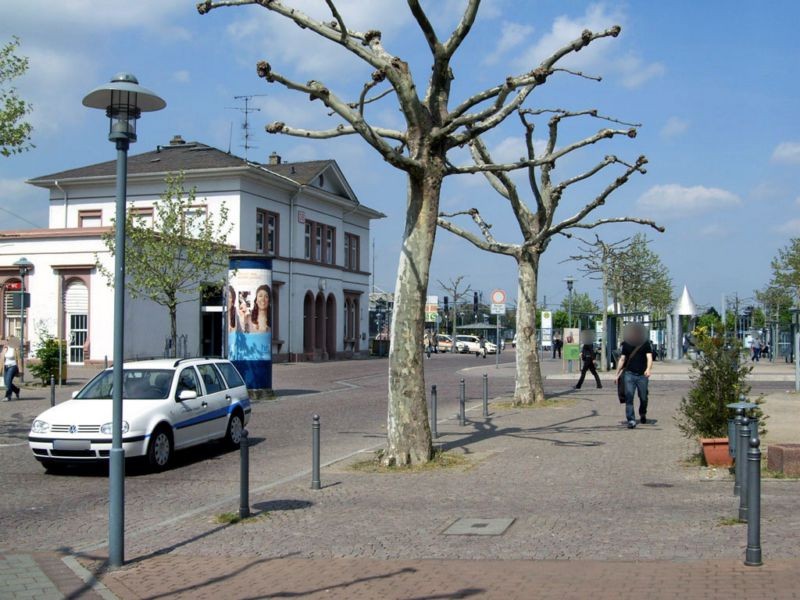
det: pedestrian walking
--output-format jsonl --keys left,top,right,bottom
{"left": 752, "top": 339, "right": 761, "bottom": 362}
{"left": 3, "top": 342, "right": 21, "bottom": 401}
{"left": 552, "top": 333, "right": 562, "bottom": 359}
{"left": 477, "top": 335, "right": 487, "bottom": 358}
{"left": 575, "top": 342, "right": 602, "bottom": 389}
{"left": 614, "top": 323, "right": 653, "bottom": 428}
{"left": 424, "top": 331, "right": 432, "bottom": 359}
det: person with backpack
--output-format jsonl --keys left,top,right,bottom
{"left": 615, "top": 323, "right": 654, "bottom": 428}
{"left": 575, "top": 342, "right": 601, "bottom": 389}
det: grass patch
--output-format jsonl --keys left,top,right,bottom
{"left": 681, "top": 452, "right": 704, "bottom": 467}
{"left": 492, "top": 398, "right": 578, "bottom": 410}
{"left": 717, "top": 517, "right": 745, "bottom": 526}
{"left": 213, "top": 511, "right": 269, "bottom": 525}
{"left": 349, "top": 448, "right": 470, "bottom": 473}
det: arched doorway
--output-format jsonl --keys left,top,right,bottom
{"left": 303, "top": 291, "right": 314, "bottom": 355}
{"left": 64, "top": 279, "right": 89, "bottom": 364}
{"left": 326, "top": 294, "right": 336, "bottom": 359}
{"left": 315, "top": 292, "right": 325, "bottom": 358}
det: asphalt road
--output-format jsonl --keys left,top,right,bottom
{"left": 0, "top": 352, "right": 789, "bottom": 557}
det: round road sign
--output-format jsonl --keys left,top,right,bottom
{"left": 491, "top": 289, "right": 506, "bottom": 304}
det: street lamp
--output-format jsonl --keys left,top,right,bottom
{"left": 791, "top": 307, "right": 800, "bottom": 392}
{"left": 564, "top": 276, "right": 575, "bottom": 328}
{"left": 83, "top": 73, "right": 165, "bottom": 568}
{"left": 13, "top": 257, "right": 33, "bottom": 383}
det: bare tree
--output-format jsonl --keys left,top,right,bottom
{"left": 437, "top": 275, "right": 472, "bottom": 348}
{"left": 438, "top": 109, "right": 663, "bottom": 404}
{"left": 565, "top": 235, "right": 634, "bottom": 371}
{"left": 199, "top": 0, "right": 626, "bottom": 462}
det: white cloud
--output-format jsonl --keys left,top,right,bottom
{"left": 172, "top": 70, "right": 191, "bottom": 84}
{"left": 483, "top": 22, "right": 535, "bottom": 66}
{"left": 772, "top": 142, "right": 800, "bottom": 165}
{"left": 660, "top": 117, "right": 688, "bottom": 138}
{"left": 513, "top": 4, "right": 662, "bottom": 88}
{"left": 775, "top": 219, "right": 800, "bottom": 235}
{"left": 637, "top": 184, "right": 741, "bottom": 218}
{"left": 699, "top": 224, "right": 729, "bottom": 237}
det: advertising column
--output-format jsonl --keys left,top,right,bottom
{"left": 227, "top": 255, "right": 273, "bottom": 391}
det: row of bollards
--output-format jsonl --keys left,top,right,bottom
{"left": 728, "top": 401, "right": 762, "bottom": 567}
{"left": 239, "top": 376, "right": 495, "bottom": 517}
{"left": 50, "top": 375, "right": 55, "bottom": 407}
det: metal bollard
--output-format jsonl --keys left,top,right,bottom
{"left": 733, "top": 408, "right": 744, "bottom": 496}
{"left": 738, "top": 418, "right": 751, "bottom": 522}
{"left": 744, "top": 436, "right": 763, "bottom": 566}
{"left": 50, "top": 375, "right": 55, "bottom": 407}
{"left": 104, "top": 355, "right": 109, "bottom": 369}
{"left": 311, "top": 414, "right": 321, "bottom": 490}
{"left": 239, "top": 429, "right": 250, "bottom": 519}
{"left": 459, "top": 379, "right": 466, "bottom": 426}
{"left": 482, "top": 374, "right": 489, "bottom": 418}
{"left": 430, "top": 385, "right": 439, "bottom": 439}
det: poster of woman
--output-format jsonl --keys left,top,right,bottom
{"left": 228, "top": 256, "right": 272, "bottom": 390}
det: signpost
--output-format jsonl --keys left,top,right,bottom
{"left": 490, "top": 290, "right": 506, "bottom": 369}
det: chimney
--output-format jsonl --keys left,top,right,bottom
{"left": 170, "top": 135, "right": 186, "bottom": 146}
{"left": 268, "top": 151, "right": 281, "bottom": 165}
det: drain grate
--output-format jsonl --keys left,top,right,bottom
{"left": 442, "top": 518, "right": 515, "bottom": 536}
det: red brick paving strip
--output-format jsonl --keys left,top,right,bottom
{"left": 96, "top": 556, "right": 800, "bottom": 600}
{"left": 33, "top": 553, "right": 106, "bottom": 599}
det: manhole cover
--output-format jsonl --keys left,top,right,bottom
{"left": 442, "top": 518, "right": 515, "bottom": 536}
{"left": 643, "top": 482, "right": 674, "bottom": 488}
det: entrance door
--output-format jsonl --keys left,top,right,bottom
{"left": 64, "top": 281, "right": 88, "bottom": 365}
{"left": 201, "top": 311, "right": 223, "bottom": 356}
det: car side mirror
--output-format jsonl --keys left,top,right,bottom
{"left": 177, "top": 389, "right": 198, "bottom": 401}
{"left": 71, "top": 391, "right": 78, "bottom": 398}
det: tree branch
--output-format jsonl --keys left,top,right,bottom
{"left": 407, "top": 0, "right": 441, "bottom": 55}
{"left": 324, "top": 0, "right": 348, "bottom": 43}
{"left": 561, "top": 217, "right": 665, "bottom": 233}
{"left": 443, "top": 0, "right": 481, "bottom": 58}
{"left": 256, "top": 61, "right": 418, "bottom": 171}
{"left": 265, "top": 122, "right": 406, "bottom": 142}
{"left": 437, "top": 213, "right": 516, "bottom": 256}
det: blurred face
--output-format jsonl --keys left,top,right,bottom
{"left": 623, "top": 323, "right": 646, "bottom": 345}
{"left": 256, "top": 288, "right": 269, "bottom": 310}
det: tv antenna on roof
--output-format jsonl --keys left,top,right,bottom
{"left": 226, "top": 94, "right": 267, "bottom": 161}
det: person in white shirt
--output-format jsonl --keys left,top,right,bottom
{"left": 3, "top": 343, "right": 20, "bottom": 401}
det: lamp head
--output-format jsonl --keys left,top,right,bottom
{"left": 83, "top": 73, "right": 165, "bottom": 144}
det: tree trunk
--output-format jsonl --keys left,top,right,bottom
{"left": 383, "top": 171, "right": 440, "bottom": 465}
{"left": 170, "top": 305, "right": 178, "bottom": 359}
{"left": 514, "top": 252, "right": 546, "bottom": 405}
{"left": 600, "top": 264, "right": 609, "bottom": 371}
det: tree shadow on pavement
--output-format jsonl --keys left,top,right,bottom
{"left": 244, "top": 566, "right": 420, "bottom": 599}
{"left": 404, "top": 589, "right": 485, "bottom": 600}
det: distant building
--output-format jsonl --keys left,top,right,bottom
{"left": 0, "top": 137, "right": 384, "bottom": 364}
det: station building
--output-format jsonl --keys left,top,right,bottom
{"left": 0, "top": 136, "right": 384, "bottom": 365}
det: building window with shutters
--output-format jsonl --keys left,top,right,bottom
{"left": 78, "top": 209, "right": 102, "bottom": 228}
{"left": 130, "top": 207, "right": 154, "bottom": 228}
{"left": 2, "top": 279, "right": 22, "bottom": 340}
{"left": 256, "top": 209, "right": 279, "bottom": 255}
{"left": 345, "top": 233, "right": 359, "bottom": 271}
{"left": 303, "top": 219, "right": 335, "bottom": 264}
{"left": 63, "top": 279, "right": 89, "bottom": 364}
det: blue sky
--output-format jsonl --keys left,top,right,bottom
{"left": 1, "top": 1, "right": 799, "bottom": 313}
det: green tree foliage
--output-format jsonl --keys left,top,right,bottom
{"left": 559, "top": 292, "right": 599, "bottom": 326}
{"left": 29, "top": 323, "right": 66, "bottom": 385}
{"left": 608, "top": 233, "right": 672, "bottom": 316}
{"left": 0, "top": 37, "right": 33, "bottom": 157}
{"left": 99, "top": 173, "right": 232, "bottom": 356}
{"left": 769, "top": 238, "right": 800, "bottom": 301}
{"left": 676, "top": 332, "right": 751, "bottom": 439}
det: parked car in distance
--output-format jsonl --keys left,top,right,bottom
{"left": 436, "top": 334, "right": 453, "bottom": 351}
{"left": 455, "top": 335, "right": 498, "bottom": 354}
{"left": 28, "top": 357, "right": 251, "bottom": 472}
{"left": 512, "top": 333, "right": 517, "bottom": 348}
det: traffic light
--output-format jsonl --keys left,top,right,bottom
{"left": 473, "top": 291, "right": 478, "bottom": 317}
{"left": 443, "top": 296, "right": 449, "bottom": 312}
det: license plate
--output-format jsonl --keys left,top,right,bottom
{"left": 53, "top": 439, "right": 91, "bottom": 450}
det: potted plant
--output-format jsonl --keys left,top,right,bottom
{"left": 676, "top": 329, "right": 751, "bottom": 466}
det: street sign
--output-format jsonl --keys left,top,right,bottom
{"left": 491, "top": 303, "right": 506, "bottom": 315}
{"left": 491, "top": 289, "right": 506, "bottom": 304}
{"left": 425, "top": 295, "right": 438, "bottom": 322}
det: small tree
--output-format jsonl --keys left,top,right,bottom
{"left": 99, "top": 173, "right": 232, "bottom": 356}
{"left": 0, "top": 36, "right": 33, "bottom": 157}
{"left": 437, "top": 275, "right": 472, "bottom": 341}
{"left": 676, "top": 330, "right": 751, "bottom": 439}
{"left": 29, "top": 323, "right": 66, "bottom": 385}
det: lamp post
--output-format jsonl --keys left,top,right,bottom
{"left": 83, "top": 73, "right": 165, "bottom": 568}
{"left": 564, "top": 276, "right": 574, "bottom": 329}
{"left": 791, "top": 308, "right": 800, "bottom": 392}
{"left": 13, "top": 257, "right": 33, "bottom": 383}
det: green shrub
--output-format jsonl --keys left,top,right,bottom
{"left": 29, "top": 326, "right": 66, "bottom": 385}
{"left": 676, "top": 332, "right": 751, "bottom": 439}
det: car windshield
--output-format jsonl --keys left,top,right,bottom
{"left": 76, "top": 369, "right": 175, "bottom": 400}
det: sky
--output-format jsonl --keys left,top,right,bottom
{"left": 1, "top": 0, "right": 799, "bottom": 314}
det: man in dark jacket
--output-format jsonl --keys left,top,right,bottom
{"left": 614, "top": 323, "right": 653, "bottom": 428}
{"left": 575, "top": 342, "right": 602, "bottom": 389}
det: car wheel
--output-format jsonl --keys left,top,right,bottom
{"left": 224, "top": 410, "right": 244, "bottom": 449}
{"left": 147, "top": 426, "right": 173, "bottom": 471}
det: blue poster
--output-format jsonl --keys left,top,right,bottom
{"left": 227, "top": 256, "right": 272, "bottom": 390}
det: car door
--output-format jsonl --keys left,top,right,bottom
{"left": 171, "top": 366, "right": 212, "bottom": 448}
{"left": 195, "top": 363, "right": 231, "bottom": 441}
